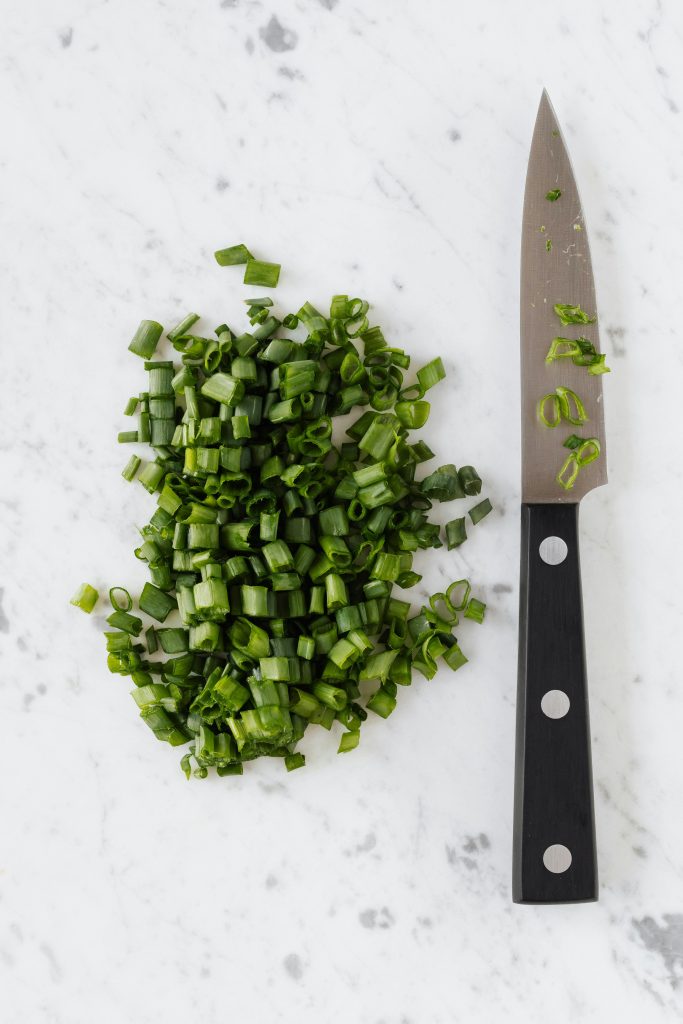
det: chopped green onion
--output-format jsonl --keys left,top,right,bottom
{"left": 139, "top": 583, "right": 176, "bottom": 622}
{"left": 86, "top": 258, "right": 495, "bottom": 778}
{"left": 445, "top": 517, "right": 467, "bottom": 549}
{"left": 122, "top": 455, "right": 141, "bottom": 481}
{"left": 244, "top": 259, "right": 281, "bottom": 288}
{"left": 70, "top": 582, "right": 99, "bottom": 613}
{"left": 468, "top": 498, "right": 492, "bottom": 525}
{"left": 129, "top": 320, "right": 163, "bottom": 360}
{"left": 545, "top": 189, "right": 562, "bottom": 201}
{"left": 338, "top": 731, "right": 360, "bottom": 753}
{"left": 553, "top": 303, "right": 596, "bottom": 326}
{"left": 215, "top": 244, "right": 252, "bottom": 266}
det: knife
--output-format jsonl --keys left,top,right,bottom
{"left": 513, "top": 91, "right": 607, "bottom": 904}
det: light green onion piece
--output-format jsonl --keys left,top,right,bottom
{"left": 70, "top": 582, "right": 99, "bottom": 613}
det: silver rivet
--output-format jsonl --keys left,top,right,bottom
{"left": 539, "top": 536, "right": 568, "bottom": 565}
{"left": 543, "top": 844, "right": 572, "bottom": 873}
{"left": 541, "top": 689, "right": 570, "bottom": 719}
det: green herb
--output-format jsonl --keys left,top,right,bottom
{"left": 79, "top": 251, "right": 494, "bottom": 778}
{"left": 70, "top": 582, "right": 99, "bottom": 614}
{"left": 537, "top": 386, "right": 587, "bottom": 428}
{"left": 545, "top": 336, "right": 610, "bottom": 375}
{"left": 553, "top": 303, "right": 596, "bottom": 326}
{"left": 214, "top": 244, "right": 252, "bottom": 266}
{"left": 545, "top": 189, "right": 562, "bottom": 201}
{"left": 468, "top": 498, "right": 493, "bottom": 525}
{"left": 546, "top": 239, "right": 552, "bottom": 253}
{"left": 243, "top": 259, "right": 281, "bottom": 288}
{"left": 556, "top": 438, "right": 601, "bottom": 491}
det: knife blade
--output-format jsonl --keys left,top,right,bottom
{"left": 513, "top": 91, "right": 607, "bottom": 905}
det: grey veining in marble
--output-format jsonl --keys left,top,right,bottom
{"left": 1, "top": 0, "right": 683, "bottom": 1021}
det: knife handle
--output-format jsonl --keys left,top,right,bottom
{"left": 513, "top": 502, "right": 598, "bottom": 904}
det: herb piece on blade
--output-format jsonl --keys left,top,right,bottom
{"left": 545, "top": 189, "right": 562, "bottom": 201}
{"left": 76, "top": 250, "right": 495, "bottom": 778}
{"left": 553, "top": 303, "right": 596, "bottom": 326}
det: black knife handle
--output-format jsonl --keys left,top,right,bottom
{"left": 513, "top": 502, "right": 598, "bottom": 904}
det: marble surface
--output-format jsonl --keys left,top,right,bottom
{"left": 2, "top": 0, "right": 683, "bottom": 1021}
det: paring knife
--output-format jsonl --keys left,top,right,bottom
{"left": 513, "top": 91, "right": 607, "bottom": 904}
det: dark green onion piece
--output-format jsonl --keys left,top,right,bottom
{"left": 129, "top": 320, "right": 163, "bottom": 360}
{"left": 468, "top": 498, "right": 492, "bottom": 525}
{"left": 215, "top": 244, "right": 252, "bottom": 266}
{"left": 545, "top": 189, "right": 562, "bottom": 201}
{"left": 244, "top": 259, "right": 281, "bottom": 288}
{"left": 445, "top": 517, "right": 467, "bottom": 549}
{"left": 139, "top": 583, "right": 176, "bottom": 623}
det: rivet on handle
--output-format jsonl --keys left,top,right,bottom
{"left": 543, "top": 844, "right": 572, "bottom": 873}
{"left": 539, "top": 536, "right": 568, "bottom": 565}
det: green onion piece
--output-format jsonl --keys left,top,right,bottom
{"left": 421, "top": 464, "right": 464, "bottom": 501}
{"left": 556, "top": 386, "right": 588, "bottom": 426}
{"left": 468, "top": 498, "right": 492, "bottom": 525}
{"left": 244, "top": 259, "right": 281, "bottom": 288}
{"left": 124, "top": 396, "right": 139, "bottom": 416}
{"left": 167, "top": 313, "right": 200, "bottom": 342}
{"left": 129, "top": 320, "right": 163, "bottom": 360}
{"left": 118, "top": 431, "right": 138, "bottom": 443}
{"left": 109, "top": 587, "right": 133, "bottom": 612}
{"left": 588, "top": 354, "right": 610, "bottom": 375}
{"left": 285, "top": 752, "right": 306, "bottom": 771}
{"left": 139, "top": 583, "right": 176, "bottom": 623}
{"left": 538, "top": 392, "right": 562, "bottom": 427}
{"left": 367, "top": 688, "right": 396, "bottom": 719}
{"left": 215, "top": 244, "right": 252, "bottom": 266}
{"left": 545, "top": 338, "right": 582, "bottom": 363}
{"left": 443, "top": 643, "right": 468, "bottom": 671}
{"left": 563, "top": 434, "right": 583, "bottom": 450}
{"left": 553, "top": 303, "right": 596, "bottom": 326}
{"left": 106, "top": 609, "right": 143, "bottom": 635}
{"left": 122, "top": 455, "right": 141, "bottom": 481}
{"left": 445, "top": 517, "right": 467, "bottom": 549}
{"left": 458, "top": 466, "right": 482, "bottom": 496}
{"left": 200, "top": 373, "right": 245, "bottom": 406}
{"left": 395, "top": 400, "right": 430, "bottom": 429}
{"left": 416, "top": 357, "right": 445, "bottom": 392}
{"left": 576, "top": 437, "right": 601, "bottom": 465}
{"left": 556, "top": 453, "right": 580, "bottom": 490}
{"left": 464, "top": 598, "right": 486, "bottom": 624}
{"left": 70, "top": 582, "right": 99, "bottom": 613}
{"left": 545, "top": 189, "right": 562, "bottom": 201}
{"left": 338, "top": 730, "right": 360, "bottom": 753}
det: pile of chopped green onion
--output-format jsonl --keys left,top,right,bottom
{"left": 77, "top": 248, "right": 494, "bottom": 778}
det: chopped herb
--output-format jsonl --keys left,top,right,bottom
{"left": 556, "top": 438, "right": 601, "bottom": 491}
{"left": 573, "top": 223, "right": 582, "bottom": 231}
{"left": 553, "top": 303, "right": 596, "bottom": 326}
{"left": 552, "top": 129, "right": 560, "bottom": 137}
{"left": 546, "top": 336, "right": 610, "bottom": 375}
{"left": 538, "top": 386, "right": 587, "bottom": 428}
{"left": 70, "top": 582, "right": 99, "bottom": 614}
{"left": 545, "top": 189, "right": 562, "bottom": 201}
{"left": 78, "top": 252, "right": 495, "bottom": 778}
{"left": 546, "top": 239, "right": 552, "bottom": 252}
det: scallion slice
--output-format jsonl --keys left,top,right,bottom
{"left": 80, "top": 252, "right": 495, "bottom": 777}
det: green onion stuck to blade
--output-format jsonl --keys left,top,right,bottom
{"left": 75, "top": 249, "right": 494, "bottom": 778}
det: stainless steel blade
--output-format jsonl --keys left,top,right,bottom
{"left": 521, "top": 91, "right": 607, "bottom": 503}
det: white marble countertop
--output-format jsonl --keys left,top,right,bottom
{"left": 2, "top": 0, "right": 683, "bottom": 1021}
